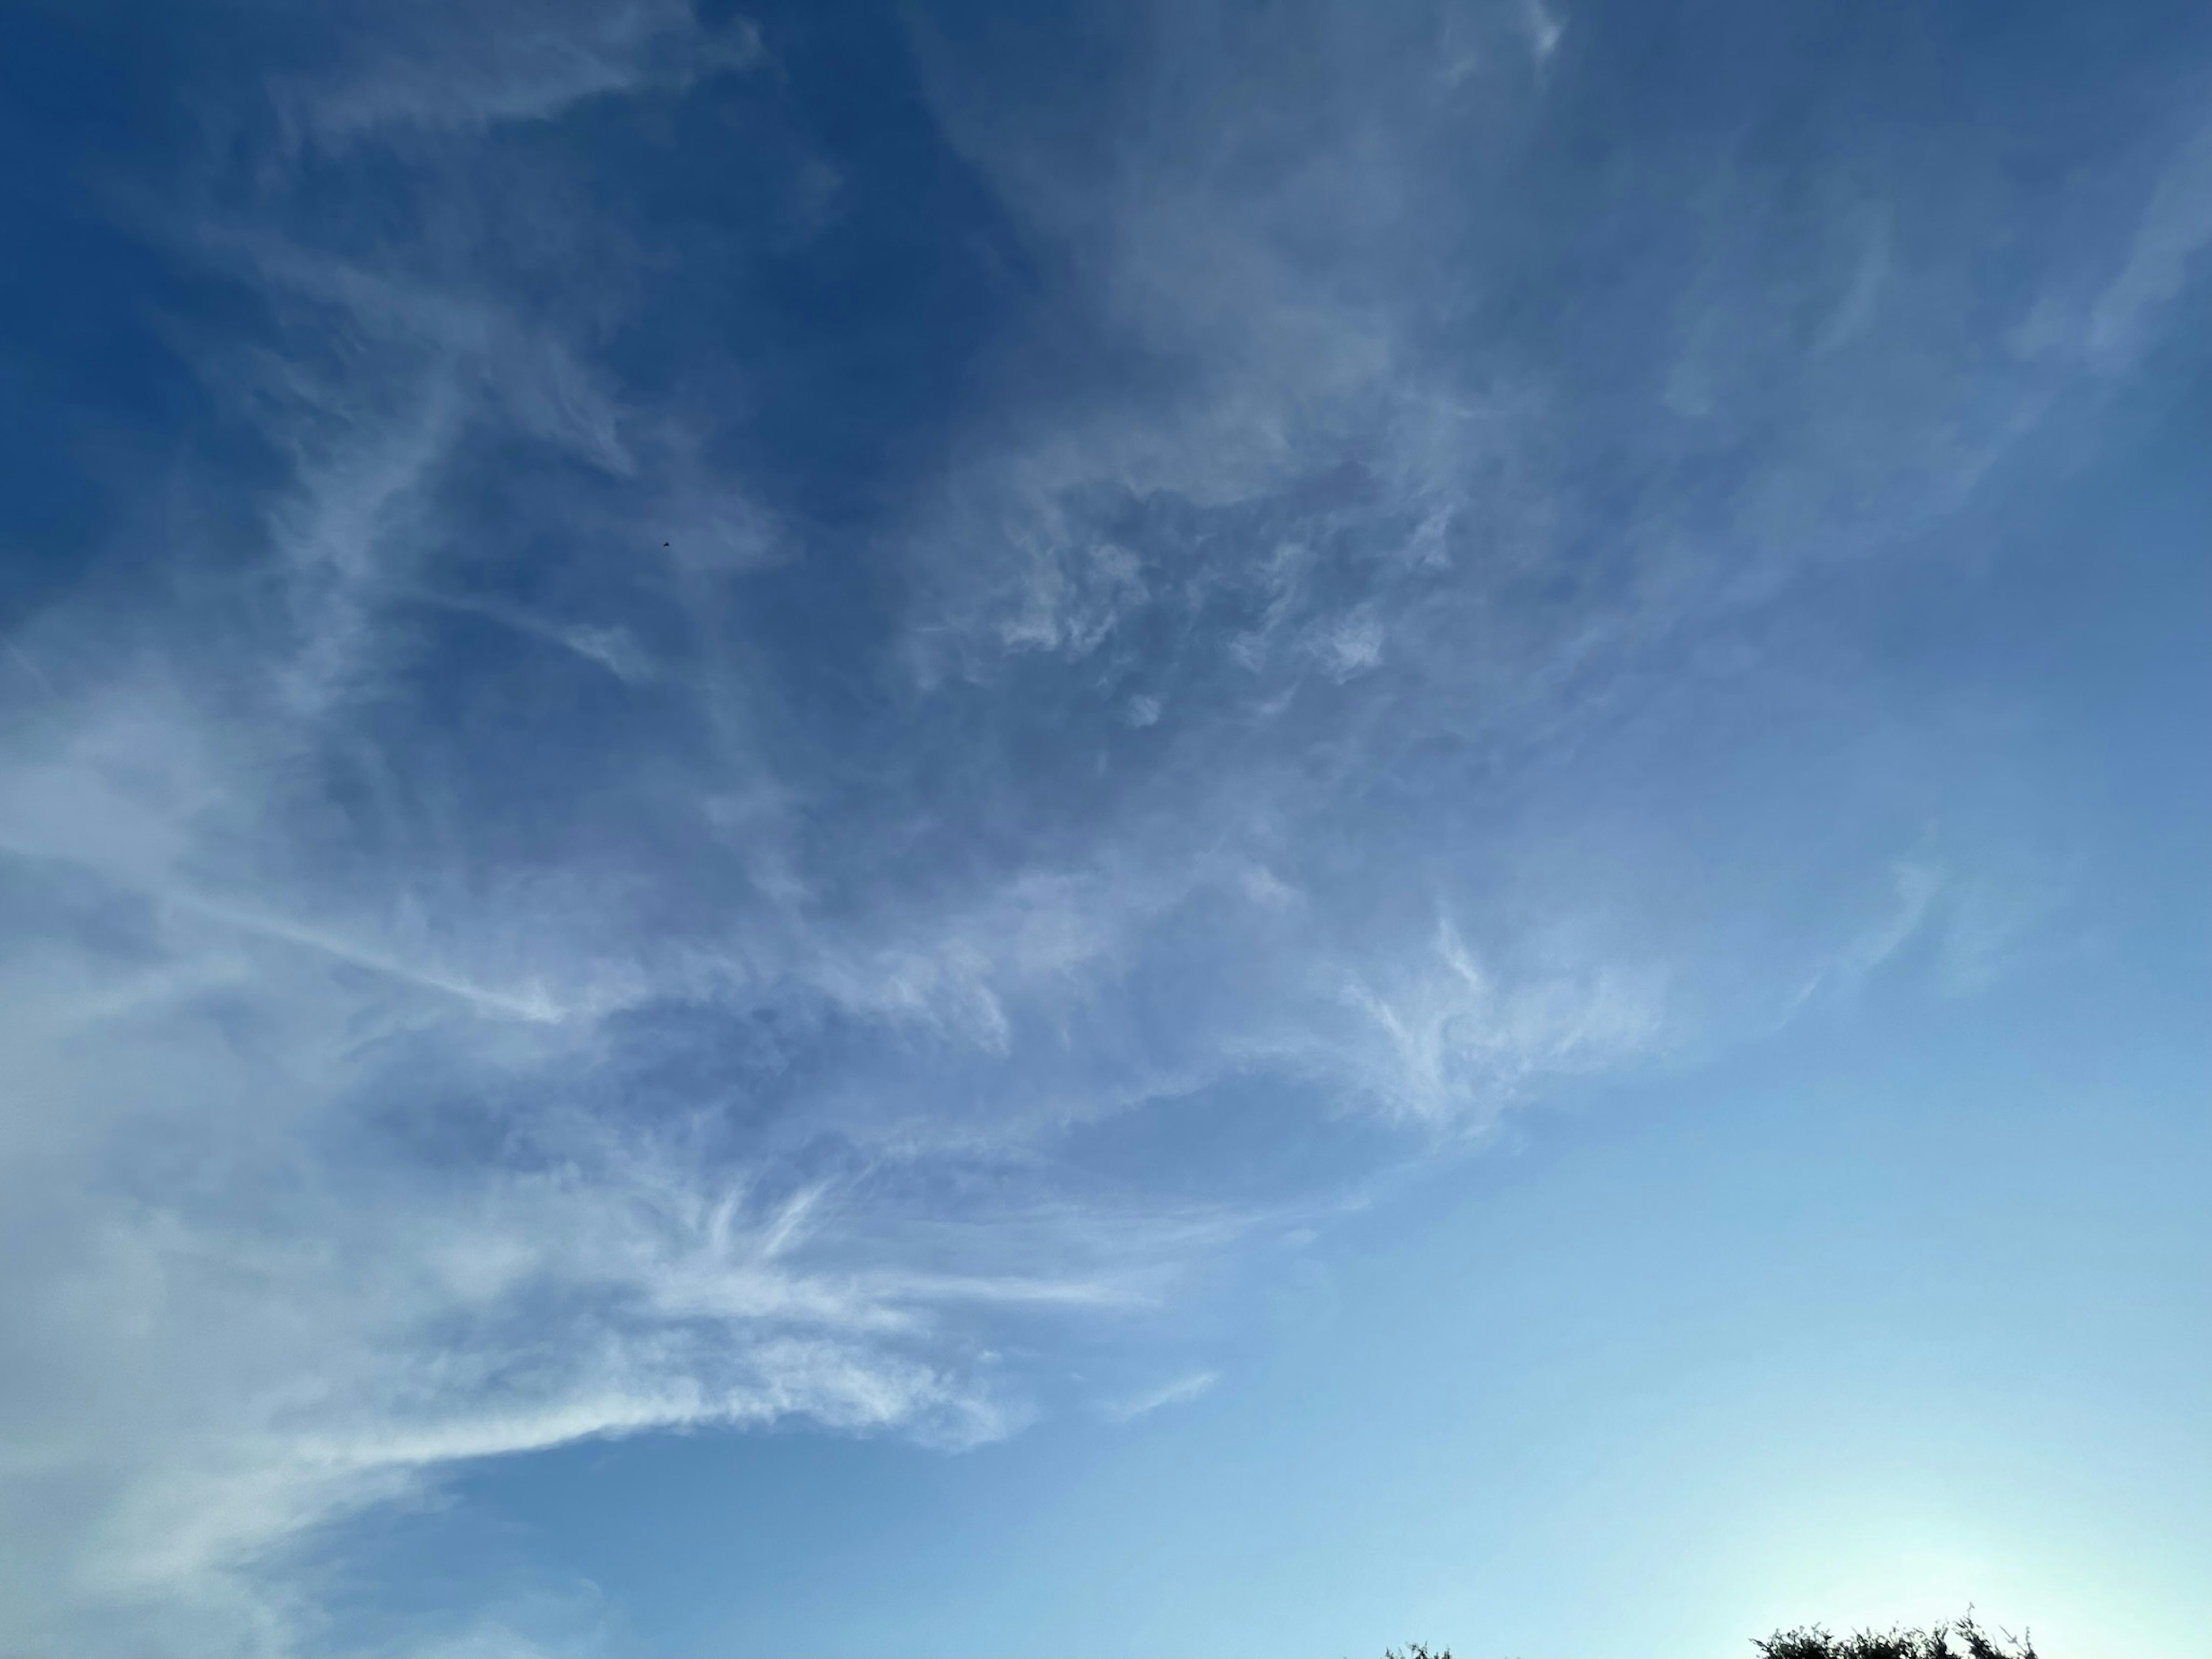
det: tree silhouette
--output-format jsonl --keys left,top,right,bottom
{"left": 1363, "top": 1611, "right": 2039, "bottom": 1659}
{"left": 1755, "top": 1613, "right": 2036, "bottom": 1659}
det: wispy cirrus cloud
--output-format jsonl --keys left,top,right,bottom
{"left": 1103, "top": 1369, "right": 1220, "bottom": 1422}
{"left": 265, "top": 0, "right": 763, "bottom": 145}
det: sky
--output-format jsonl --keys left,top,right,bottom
{"left": 1, "top": 1, "right": 2207, "bottom": 1657}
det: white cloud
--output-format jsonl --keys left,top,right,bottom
{"left": 269, "top": 1, "right": 763, "bottom": 145}
{"left": 1317, "top": 608, "right": 1386, "bottom": 679}
{"left": 1520, "top": 0, "right": 1566, "bottom": 66}
{"left": 0, "top": 891, "right": 1037, "bottom": 1650}
{"left": 1103, "top": 1369, "right": 1219, "bottom": 1422}
{"left": 1338, "top": 918, "right": 1666, "bottom": 1122}
{"left": 2088, "top": 119, "right": 2212, "bottom": 369}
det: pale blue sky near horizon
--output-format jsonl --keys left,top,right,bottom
{"left": 1, "top": 2, "right": 2207, "bottom": 1657}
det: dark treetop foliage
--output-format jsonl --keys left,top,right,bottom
{"left": 1373, "top": 1613, "right": 2040, "bottom": 1659}
{"left": 1754, "top": 1615, "right": 2038, "bottom": 1659}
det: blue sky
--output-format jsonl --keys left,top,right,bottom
{"left": 1, "top": 1, "right": 2207, "bottom": 1656}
